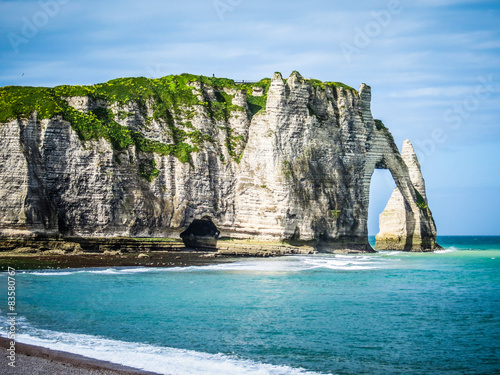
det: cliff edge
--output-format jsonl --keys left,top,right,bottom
{"left": 0, "top": 71, "right": 439, "bottom": 252}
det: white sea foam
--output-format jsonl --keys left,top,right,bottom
{"left": 434, "top": 247, "right": 457, "bottom": 254}
{"left": 167, "top": 255, "right": 388, "bottom": 273}
{"left": 170, "top": 259, "right": 317, "bottom": 273}
{"left": 87, "top": 267, "right": 156, "bottom": 274}
{"left": 299, "top": 255, "right": 387, "bottom": 270}
{"left": 381, "top": 251, "right": 402, "bottom": 256}
{"left": 25, "top": 271, "right": 75, "bottom": 276}
{"left": 210, "top": 254, "right": 395, "bottom": 272}
{"left": 21, "top": 254, "right": 398, "bottom": 276}
{"left": 23, "top": 267, "right": 158, "bottom": 276}
{"left": 0, "top": 320, "right": 331, "bottom": 375}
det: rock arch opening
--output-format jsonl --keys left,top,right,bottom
{"left": 368, "top": 169, "right": 396, "bottom": 244}
{"left": 180, "top": 217, "right": 220, "bottom": 250}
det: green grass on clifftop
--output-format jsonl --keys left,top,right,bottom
{"left": 307, "top": 79, "right": 357, "bottom": 93}
{"left": 0, "top": 75, "right": 272, "bottom": 169}
{"left": 0, "top": 74, "right": 354, "bottom": 178}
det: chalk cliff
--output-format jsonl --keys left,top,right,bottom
{"left": 0, "top": 71, "right": 439, "bottom": 252}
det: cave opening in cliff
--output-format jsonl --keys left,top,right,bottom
{"left": 368, "top": 169, "right": 396, "bottom": 237}
{"left": 180, "top": 217, "right": 220, "bottom": 250}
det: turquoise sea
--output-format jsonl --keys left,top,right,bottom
{"left": 1, "top": 236, "right": 499, "bottom": 374}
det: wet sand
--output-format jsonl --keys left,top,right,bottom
{"left": 0, "top": 337, "right": 161, "bottom": 374}
{"left": 0, "top": 250, "right": 230, "bottom": 271}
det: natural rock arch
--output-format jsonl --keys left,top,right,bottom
{"left": 373, "top": 140, "right": 440, "bottom": 251}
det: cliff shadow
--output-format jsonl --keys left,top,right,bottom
{"left": 20, "top": 117, "right": 58, "bottom": 234}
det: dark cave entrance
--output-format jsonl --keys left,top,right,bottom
{"left": 368, "top": 169, "right": 396, "bottom": 243}
{"left": 180, "top": 217, "right": 220, "bottom": 250}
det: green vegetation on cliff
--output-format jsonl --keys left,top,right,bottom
{"left": 415, "top": 189, "right": 428, "bottom": 209}
{"left": 0, "top": 73, "right": 353, "bottom": 179}
{"left": 374, "top": 119, "right": 386, "bottom": 130}
{"left": 0, "top": 74, "right": 273, "bottom": 173}
{"left": 307, "top": 79, "right": 357, "bottom": 94}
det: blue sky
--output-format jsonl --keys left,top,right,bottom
{"left": 1, "top": 0, "right": 499, "bottom": 235}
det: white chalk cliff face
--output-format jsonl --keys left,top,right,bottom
{"left": 0, "top": 72, "right": 439, "bottom": 252}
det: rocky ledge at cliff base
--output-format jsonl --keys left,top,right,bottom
{"left": 0, "top": 71, "right": 440, "bottom": 253}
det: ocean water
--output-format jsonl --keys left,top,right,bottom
{"left": 1, "top": 236, "right": 499, "bottom": 374}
